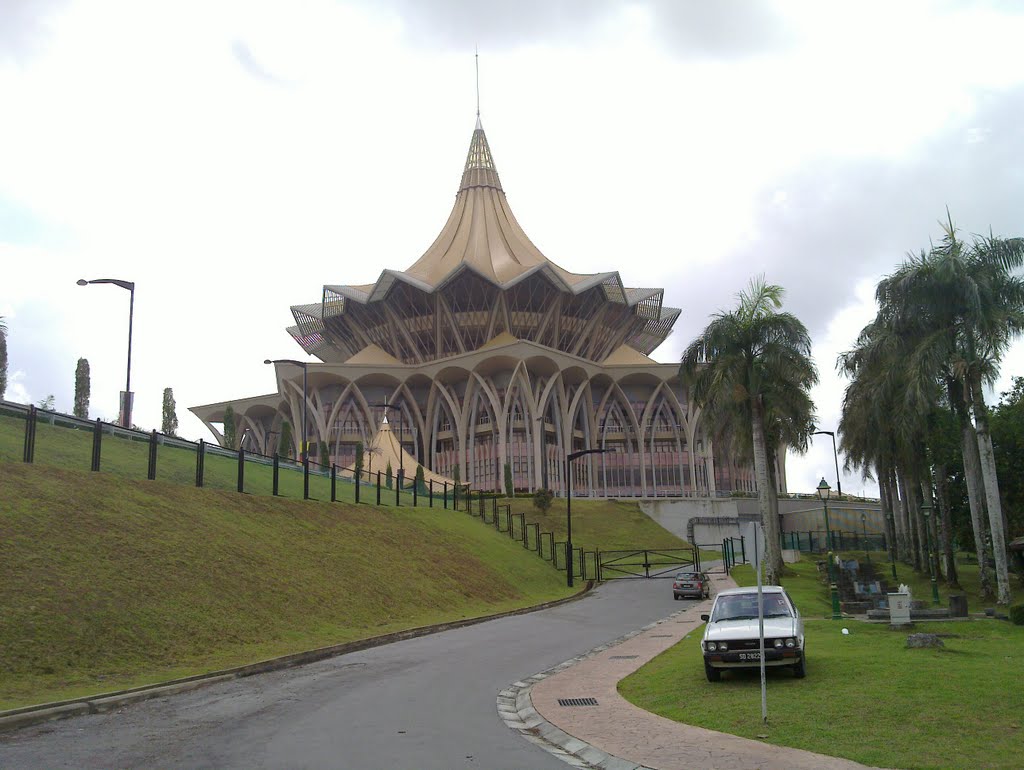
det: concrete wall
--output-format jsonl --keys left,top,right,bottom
{"left": 639, "top": 496, "right": 883, "bottom": 547}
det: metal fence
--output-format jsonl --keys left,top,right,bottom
{"left": 780, "top": 529, "right": 888, "bottom": 554}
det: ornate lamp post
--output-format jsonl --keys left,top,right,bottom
{"left": 921, "top": 502, "right": 941, "bottom": 605}
{"left": 77, "top": 278, "right": 135, "bottom": 428}
{"left": 565, "top": 448, "right": 608, "bottom": 588}
{"left": 817, "top": 477, "right": 842, "bottom": 620}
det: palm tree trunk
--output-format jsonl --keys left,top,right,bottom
{"left": 887, "top": 469, "right": 904, "bottom": 563}
{"left": 934, "top": 463, "right": 960, "bottom": 587}
{"left": 969, "top": 370, "right": 1012, "bottom": 605}
{"left": 896, "top": 470, "right": 917, "bottom": 569}
{"left": 949, "top": 378, "right": 993, "bottom": 599}
{"left": 877, "top": 461, "right": 896, "bottom": 560}
{"left": 751, "top": 397, "right": 783, "bottom": 584}
{"left": 908, "top": 469, "right": 928, "bottom": 572}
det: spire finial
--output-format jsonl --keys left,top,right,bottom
{"left": 475, "top": 47, "right": 481, "bottom": 124}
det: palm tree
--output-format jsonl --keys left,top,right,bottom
{"left": 877, "top": 218, "right": 1024, "bottom": 604}
{"left": 680, "top": 277, "right": 818, "bottom": 585}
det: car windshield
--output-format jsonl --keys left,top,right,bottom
{"left": 676, "top": 573, "right": 698, "bottom": 580}
{"left": 711, "top": 593, "right": 793, "bottom": 621}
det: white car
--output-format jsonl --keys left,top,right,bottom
{"left": 699, "top": 585, "right": 805, "bottom": 681}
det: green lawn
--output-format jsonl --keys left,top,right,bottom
{"left": 620, "top": 555, "right": 1024, "bottom": 769}
{"left": 0, "top": 462, "right": 575, "bottom": 710}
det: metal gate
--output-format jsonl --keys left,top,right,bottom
{"left": 597, "top": 548, "right": 698, "bottom": 580}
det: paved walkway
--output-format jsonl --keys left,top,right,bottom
{"left": 500, "top": 573, "right": 877, "bottom": 770}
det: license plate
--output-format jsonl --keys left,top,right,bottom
{"left": 681, "top": 584, "right": 692, "bottom": 588}
{"left": 739, "top": 652, "right": 761, "bottom": 661}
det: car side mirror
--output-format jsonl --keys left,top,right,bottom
{"left": 700, "top": 614, "right": 710, "bottom": 622}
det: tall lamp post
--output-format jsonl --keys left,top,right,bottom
{"left": 77, "top": 278, "right": 135, "bottom": 428}
{"left": 921, "top": 502, "right": 941, "bottom": 605}
{"left": 565, "top": 448, "right": 608, "bottom": 588}
{"left": 264, "top": 359, "right": 308, "bottom": 462}
{"left": 812, "top": 430, "right": 841, "bottom": 498}
{"left": 817, "top": 477, "right": 842, "bottom": 620}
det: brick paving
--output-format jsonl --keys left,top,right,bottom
{"left": 513, "top": 572, "right": 879, "bottom": 770}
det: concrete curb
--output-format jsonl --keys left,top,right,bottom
{"left": 0, "top": 582, "right": 594, "bottom": 734}
{"left": 496, "top": 608, "right": 697, "bottom": 770}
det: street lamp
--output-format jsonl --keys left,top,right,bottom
{"left": 264, "top": 359, "right": 308, "bottom": 462}
{"left": 817, "top": 477, "right": 841, "bottom": 620}
{"left": 77, "top": 278, "right": 135, "bottom": 428}
{"left": 886, "top": 512, "right": 898, "bottom": 581}
{"left": 812, "top": 430, "right": 842, "bottom": 498}
{"left": 565, "top": 448, "right": 608, "bottom": 588}
{"left": 921, "top": 502, "right": 941, "bottom": 605}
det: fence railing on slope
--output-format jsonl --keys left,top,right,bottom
{"left": 2, "top": 400, "right": 474, "bottom": 509}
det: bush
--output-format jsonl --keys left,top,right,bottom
{"left": 533, "top": 487, "right": 554, "bottom": 513}
{"left": 1010, "top": 604, "right": 1024, "bottom": 626}
{"left": 504, "top": 462, "right": 514, "bottom": 498}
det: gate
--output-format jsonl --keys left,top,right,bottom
{"left": 598, "top": 548, "right": 698, "bottom": 580}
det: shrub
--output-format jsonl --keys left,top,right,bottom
{"left": 415, "top": 464, "right": 426, "bottom": 494}
{"left": 386, "top": 461, "right": 393, "bottom": 489}
{"left": 1010, "top": 604, "right": 1024, "bottom": 626}
{"left": 533, "top": 487, "right": 554, "bottom": 513}
{"left": 504, "top": 462, "right": 514, "bottom": 498}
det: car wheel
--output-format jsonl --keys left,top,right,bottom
{"left": 792, "top": 651, "right": 807, "bottom": 679}
{"left": 673, "top": 593, "right": 680, "bottom": 600}
{"left": 704, "top": 660, "right": 721, "bottom": 682}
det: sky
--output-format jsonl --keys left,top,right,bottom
{"left": 2, "top": 0, "right": 1024, "bottom": 498}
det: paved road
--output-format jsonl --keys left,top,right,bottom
{"left": 0, "top": 580, "right": 696, "bottom": 770}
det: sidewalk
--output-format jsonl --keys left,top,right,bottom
{"left": 499, "top": 573, "right": 876, "bottom": 770}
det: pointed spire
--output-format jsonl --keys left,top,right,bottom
{"left": 459, "top": 122, "right": 502, "bottom": 192}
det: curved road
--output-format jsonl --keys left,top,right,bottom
{"left": 0, "top": 580, "right": 696, "bottom": 769}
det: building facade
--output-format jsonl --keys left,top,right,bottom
{"left": 191, "top": 120, "right": 775, "bottom": 498}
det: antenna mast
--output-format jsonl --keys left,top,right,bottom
{"left": 475, "top": 47, "right": 480, "bottom": 120}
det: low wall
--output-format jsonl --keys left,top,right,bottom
{"left": 638, "top": 496, "right": 883, "bottom": 547}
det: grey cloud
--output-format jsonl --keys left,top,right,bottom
{"left": 231, "top": 40, "right": 290, "bottom": 87}
{"left": 664, "top": 84, "right": 1024, "bottom": 353}
{"left": 0, "top": 0, "right": 67, "bottom": 62}
{"left": 367, "top": 0, "right": 794, "bottom": 57}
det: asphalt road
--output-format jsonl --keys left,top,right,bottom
{"left": 0, "top": 580, "right": 697, "bottom": 770}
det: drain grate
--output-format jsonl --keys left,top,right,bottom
{"left": 558, "top": 697, "right": 599, "bottom": 707}
{"left": 609, "top": 655, "right": 639, "bottom": 660}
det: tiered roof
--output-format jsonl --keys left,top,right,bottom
{"left": 287, "top": 119, "right": 680, "bottom": 364}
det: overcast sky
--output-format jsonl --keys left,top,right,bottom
{"left": 2, "top": 0, "right": 1023, "bottom": 497}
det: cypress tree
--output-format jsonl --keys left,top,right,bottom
{"left": 161, "top": 387, "right": 178, "bottom": 436}
{"left": 223, "top": 405, "right": 237, "bottom": 449}
{"left": 73, "top": 358, "right": 90, "bottom": 418}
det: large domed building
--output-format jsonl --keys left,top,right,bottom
{"left": 191, "top": 119, "right": 769, "bottom": 498}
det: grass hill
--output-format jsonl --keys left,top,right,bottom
{"left": 0, "top": 462, "right": 578, "bottom": 710}
{"left": 0, "top": 459, "right": 691, "bottom": 711}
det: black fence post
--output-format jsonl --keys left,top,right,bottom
{"left": 331, "top": 464, "right": 337, "bottom": 502}
{"left": 740, "top": 535, "right": 746, "bottom": 564}
{"left": 91, "top": 418, "right": 102, "bottom": 472}
{"left": 237, "top": 447, "right": 245, "bottom": 493}
{"left": 413, "top": 479, "right": 417, "bottom": 507}
{"left": 303, "top": 456, "right": 310, "bottom": 500}
{"left": 478, "top": 492, "right": 484, "bottom": 517}
{"left": 376, "top": 471, "right": 381, "bottom": 505}
{"left": 429, "top": 479, "right": 433, "bottom": 508}
{"left": 22, "top": 405, "right": 36, "bottom": 463}
{"left": 355, "top": 468, "right": 360, "bottom": 504}
{"left": 147, "top": 430, "right": 158, "bottom": 480}
{"left": 443, "top": 481, "right": 448, "bottom": 509}
{"left": 272, "top": 454, "right": 280, "bottom": 496}
{"left": 196, "top": 439, "right": 205, "bottom": 488}
{"left": 396, "top": 474, "right": 400, "bottom": 507}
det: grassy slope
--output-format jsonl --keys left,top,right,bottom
{"left": 0, "top": 462, "right": 575, "bottom": 710}
{"left": 619, "top": 555, "right": 1024, "bottom": 769}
